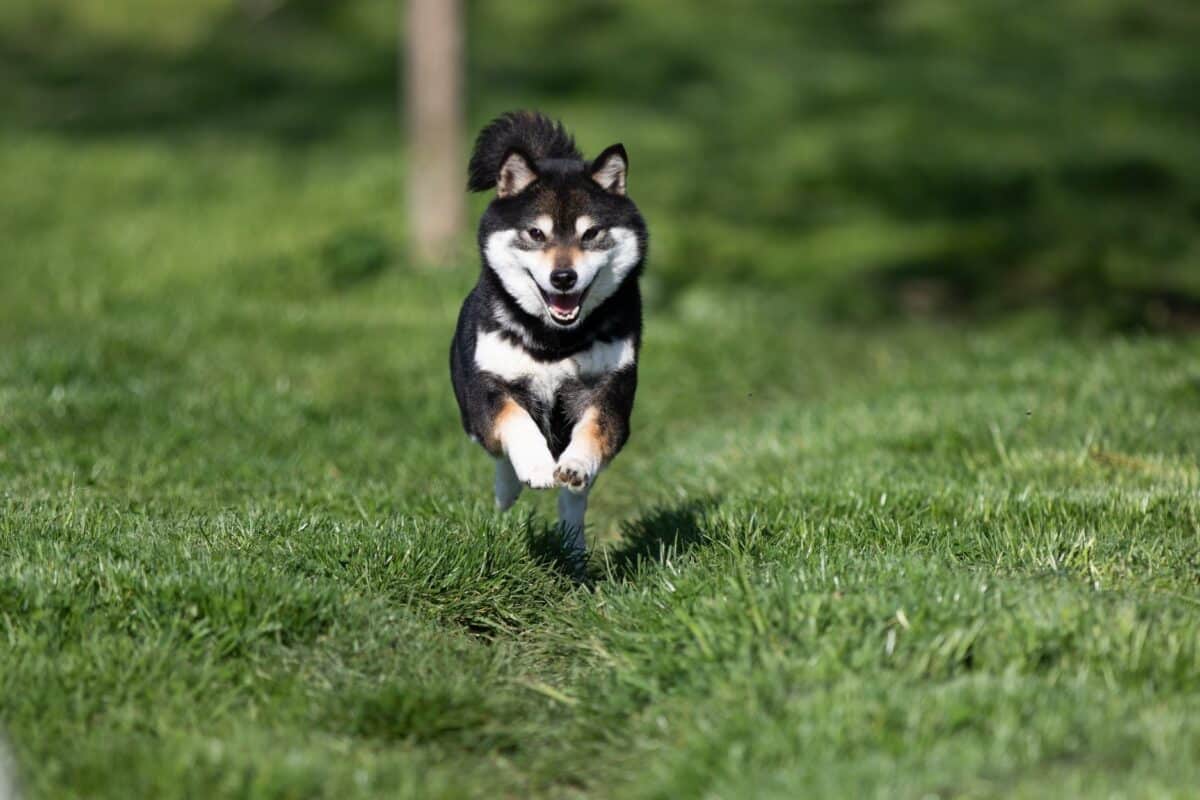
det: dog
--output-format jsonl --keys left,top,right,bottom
{"left": 450, "top": 111, "right": 647, "bottom": 561}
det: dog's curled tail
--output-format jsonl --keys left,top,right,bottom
{"left": 467, "top": 111, "right": 581, "bottom": 192}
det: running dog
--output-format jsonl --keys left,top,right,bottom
{"left": 450, "top": 111, "right": 647, "bottom": 559}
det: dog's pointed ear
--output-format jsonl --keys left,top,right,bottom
{"left": 497, "top": 149, "right": 538, "bottom": 198}
{"left": 590, "top": 144, "right": 628, "bottom": 195}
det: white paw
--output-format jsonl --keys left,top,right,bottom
{"left": 513, "top": 458, "right": 558, "bottom": 490}
{"left": 503, "top": 424, "right": 558, "bottom": 490}
{"left": 554, "top": 452, "right": 598, "bottom": 493}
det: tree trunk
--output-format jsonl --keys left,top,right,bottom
{"left": 404, "top": 0, "right": 464, "bottom": 266}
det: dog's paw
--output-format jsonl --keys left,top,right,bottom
{"left": 554, "top": 454, "right": 597, "bottom": 493}
{"left": 524, "top": 466, "right": 558, "bottom": 490}
{"left": 514, "top": 460, "right": 558, "bottom": 490}
{"left": 506, "top": 436, "right": 558, "bottom": 490}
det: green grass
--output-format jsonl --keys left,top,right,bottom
{"left": 3, "top": 1, "right": 1200, "bottom": 797}
{"left": 3, "top": 137, "right": 1200, "bottom": 796}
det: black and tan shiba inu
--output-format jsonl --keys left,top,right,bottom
{"left": 450, "top": 111, "right": 648, "bottom": 560}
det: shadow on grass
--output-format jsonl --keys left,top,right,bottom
{"left": 525, "top": 523, "right": 590, "bottom": 585}
{"left": 521, "top": 496, "right": 721, "bottom": 586}
{"left": 598, "top": 496, "right": 720, "bottom": 583}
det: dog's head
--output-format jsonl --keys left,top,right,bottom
{"left": 472, "top": 118, "right": 646, "bottom": 329}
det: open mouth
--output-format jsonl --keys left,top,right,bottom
{"left": 537, "top": 286, "right": 589, "bottom": 325}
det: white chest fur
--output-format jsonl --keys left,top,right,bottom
{"left": 474, "top": 329, "right": 635, "bottom": 407}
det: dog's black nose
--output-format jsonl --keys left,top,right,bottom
{"left": 550, "top": 269, "right": 577, "bottom": 291}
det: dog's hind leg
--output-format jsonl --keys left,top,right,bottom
{"left": 494, "top": 457, "right": 522, "bottom": 510}
{"left": 557, "top": 486, "right": 589, "bottom": 556}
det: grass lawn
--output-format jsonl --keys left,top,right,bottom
{"left": 3, "top": 2, "right": 1200, "bottom": 797}
{"left": 2, "top": 129, "right": 1200, "bottom": 798}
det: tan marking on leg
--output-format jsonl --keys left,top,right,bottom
{"left": 575, "top": 406, "right": 617, "bottom": 461}
{"left": 482, "top": 398, "right": 521, "bottom": 456}
{"left": 554, "top": 407, "right": 609, "bottom": 492}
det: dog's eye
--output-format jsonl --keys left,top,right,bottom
{"left": 526, "top": 227, "right": 546, "bottom": 243}
{"left": 580, "top": 227, "right": 603, "bottom": 244}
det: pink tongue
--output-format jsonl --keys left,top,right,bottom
{"left": 550, "top": 293, "right": 581, "bottom": 313}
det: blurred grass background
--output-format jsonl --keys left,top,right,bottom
{"left": 2, "top": 0, "right": 1199, "bottom": 328}
{"left": 4, "top": 3, "right": 1200, "bottom": 798}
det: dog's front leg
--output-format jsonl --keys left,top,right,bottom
{"left": 553, "top": 370, "right": 636, "bottom": 558}
{"left": 554, "top": 409, "right": 604, "bottom": 492}
{"left": 554, "top": 405, "right": 623, "bottom": 493}
{"left": 555, "top": 367, "right": 636, "bottom": 493}
{"left": 494, "top": 399, "right": 557, "bottom": 489}
{"left": 553, "top": 407, "right": 608, "bottom": 563}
